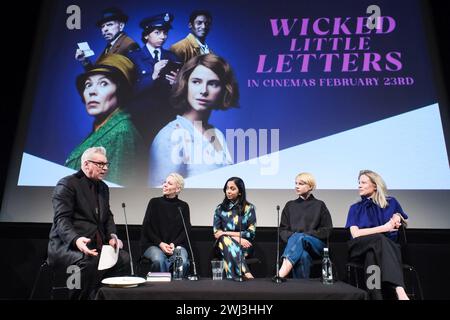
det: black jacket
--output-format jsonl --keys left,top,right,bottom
{"left": 47, "top": 170, "right": 116, "bottom": 267}
{"left": 140, "top": 196, "right": 191, "bottom": 255}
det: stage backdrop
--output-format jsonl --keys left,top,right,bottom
{"left": 1, "top": 0, "right": 449, "bottom": 227}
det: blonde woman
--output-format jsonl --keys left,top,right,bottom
{"left": 345, "top": 170, "right": 409, "bottom": 300}
{"left": 140, "top": 173, "right": 191, "bottom": 277}
{"left": 278, "top": 172, "right": 333, "bottom": 279}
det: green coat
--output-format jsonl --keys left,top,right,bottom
{"left": 65, "top": 109, "right": 145, "bottom": 186}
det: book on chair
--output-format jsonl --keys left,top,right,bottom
{"left": 146, "top": 272, "right": 172, "bottom": 282}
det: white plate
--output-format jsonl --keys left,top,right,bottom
{"left": 101, "top": 276, "right": 146, "bottom": 288}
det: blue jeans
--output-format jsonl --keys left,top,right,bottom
{"left": 282, "top": 232, "right": 325, "bottom": 278}
{"left": 143, "top": 246, "right": 190, "bottom": 277}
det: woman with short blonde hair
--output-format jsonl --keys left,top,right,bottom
{"left": 278, "top": 172, "right": 333, "bottom": 279}
{"left": 295, "top": 172, "right": 316, "bottom": 190}
{"left": 141, "top": 173, "right": 192, "bottom": 277}
{"left": 167, "top": 172, "right": 185, "bottom": 191}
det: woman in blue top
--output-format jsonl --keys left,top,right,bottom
{"left": 345, "top": 170, "right": 409, "bottom": 300}
{"left": 213, "top": 177, "right": 256, "bottom": 280}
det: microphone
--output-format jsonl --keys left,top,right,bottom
{"left": 272, "top": 204, "right": 286, "bottom": 283}
{"left": 235, "top": 203, "right": 244, "bottom": 282}
{"left": 177, "top": 206, "right": 199, "bottom": 280}
{"left": 121, "top": 202, "right": 135, "bottom": 276}
{"left": 97, "top": 203, "right": 145, "bottom": 286}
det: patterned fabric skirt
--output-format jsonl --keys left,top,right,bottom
{"left": 215, "top": 235, "right": 253, "bottom": 279}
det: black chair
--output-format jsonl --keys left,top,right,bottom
{"left": 29, "top": 259, "right": 69, "bottom": 300}
{"left": 242, "top": 256, "right": 262, "bottom": 275}
{"left": 346, "top": 227, "right": 424, "bottom": 300}
{"left": 136, "top": 256, "right": 149, "bottom": 277}
{"left": 346, "top": 261, "right": 423, "bottom": 300}
{"left": 310, "top": 258, "right": 324, "bottom": 278}
{"left": 210, "top": 242, "right": 261, "bottom": 277}
{"left": 136, "top": 255, "right": 159, "bottom": 277}
{"left": 244, "top": 256, "right": 261, "bottom": 266}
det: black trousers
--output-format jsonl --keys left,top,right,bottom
{"left": 348, "top": 233, "right": 404, "bottom": 300}
{"left": 69, "top": 250, "right": 130, "bottom": 300}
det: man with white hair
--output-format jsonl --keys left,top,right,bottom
{"left": 48, "top": 147, "right": 130, "bottom": 299}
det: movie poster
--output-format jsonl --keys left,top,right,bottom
{"left": 19, "top": 0, "right": 450, "bottom": 189}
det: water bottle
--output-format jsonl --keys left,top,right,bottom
{"left": 173, "top": 246, "right": 184, "bottom": 280}
{"left": 322, "top": 247, "right": 333, "bottom": 285}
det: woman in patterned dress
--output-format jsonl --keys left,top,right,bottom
{"left": 213, "top": 177, "right": 256, "bottom": 280}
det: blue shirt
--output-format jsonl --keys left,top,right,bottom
{"left": 345, "top": 196, "right": 408, "bottom": 241}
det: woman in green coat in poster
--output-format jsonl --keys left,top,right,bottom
{"left": 65, "top": 54, "right": 145, "bottom": 186}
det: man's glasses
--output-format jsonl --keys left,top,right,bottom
{"left": 87, "top": 160, "right": 110, "bottom": 169}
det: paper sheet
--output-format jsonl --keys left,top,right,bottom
{"left": 98, "top": 235, "right": 119, "bottom": 270}
{"left": 77, "top": 42, "right": 95, "bottom": 57}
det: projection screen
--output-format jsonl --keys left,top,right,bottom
{"left": 1, "top": 0, "right": 449, "bottom": 228}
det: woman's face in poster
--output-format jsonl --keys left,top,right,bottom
{"left": 83, "top": 74, "right": 118, "bottom": 117}
{"left": 187, "top": 65, "right": 222, "bottom": 112}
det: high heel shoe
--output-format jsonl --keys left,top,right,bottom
{"left": 243, "top": 272, "right": 254, "bottom": 280}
